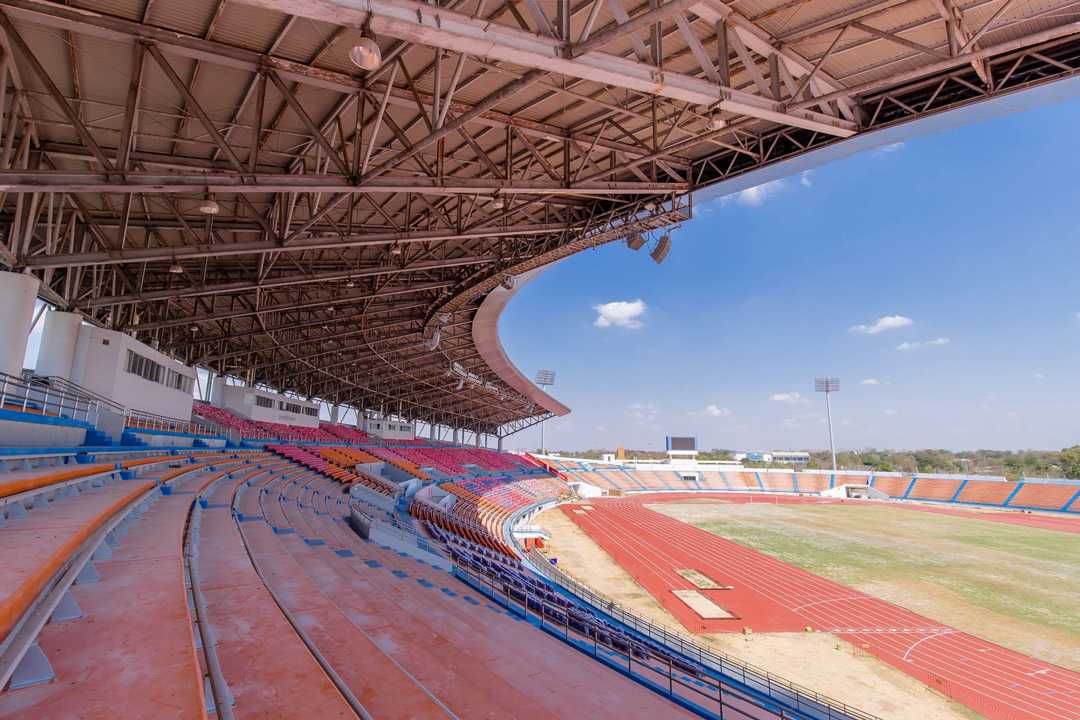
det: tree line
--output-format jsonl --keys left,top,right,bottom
{"left": 547, "top": 446, "right": 1080, "bottom": 480}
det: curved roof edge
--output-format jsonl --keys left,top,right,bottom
{"left": 472, "top": 265, "right": 570, "bottom": 419}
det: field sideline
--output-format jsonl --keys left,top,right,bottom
{"left": 548, "top": 495, "right": 1080, "bottom": 720}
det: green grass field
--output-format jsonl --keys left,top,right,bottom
{"left": 649, "top": 502, "right": 1080, "bottom": 670}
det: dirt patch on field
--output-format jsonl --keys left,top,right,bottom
{"left": 534, "top": 506, "right": 978, "bottom": 720}
{"left": 650, "top": 502, "right": 1080, "bottom": 671}
{"left": 705, "top": 632, "right": 980, "bottom": 720}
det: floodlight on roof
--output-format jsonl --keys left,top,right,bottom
{"left": 535, "top": 369, "right": 555, "bottom": 387}
{"left": 349, "top": 26, "right": 382, "bottom": 71}
{"left": 198, "top": 196, "right": 220, "bottom": 215}
{"left": 168, "top": 261, "right": 184, "bottom": 274}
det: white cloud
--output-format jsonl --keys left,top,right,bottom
{"left": 1075, "top": 311, "right": 1080, "bottom": 320}
{"left": 849, "top": 314, "right": 914, "bottom": 335}
{"left": 770, "top": 392, "right": 806, "bottom": 404}
{"left": 702, "top": 404, "right": 732, "bottom": 417}
{"left": 860, "top": 378, "right": 880, "bottom": 385}
{"left": 800, "top": 170, "right": 813, "bottom": 188}
{"left": 593, "top": 299, "right": 646, "bottom": 329}
{"left": 883, "top": 408, "right": 898, "bottom": 416}
{"left": 721, "top": 179, "right": 785, "bottom": 207}
{"left": 1033, "top": 373, "right": 1046, "bottom": 380}
{"left": 626, "top": 403, "right": 658, "bottom": 424}
{"left": 874, "top": 142, "right": 905, "bottom": 156}
{"left": 897, "top": 337, "right": 950, "bottom": 351}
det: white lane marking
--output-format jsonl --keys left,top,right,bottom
{"left": 902, "top": 629, "right": 959, "bottom": 661}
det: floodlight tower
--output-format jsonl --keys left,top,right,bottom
{"left": 814, "top": 377, "right": 840, "bottom": 472}
{"left": 535, "top": 369, "right": 556, "bottom": 453}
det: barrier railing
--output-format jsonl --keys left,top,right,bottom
{"left": 0, "top": 371, "right": 112, "bottom": 426}
{"left": 125, "top": 408, "right": 219, "bottom": 436}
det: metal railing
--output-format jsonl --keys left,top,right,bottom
{"left": 0, "top": 371, "right": 114, "bottom": 426}
{"left": 124, "top": 408, "right": 218, "bottom": 436}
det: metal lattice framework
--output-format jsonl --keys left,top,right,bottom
{"left": 0, "top": 0, "right": 1078, "bottom": 435}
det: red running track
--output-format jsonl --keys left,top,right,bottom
{"left": 563, "top": 497, "right": 1080, "bottom": 720}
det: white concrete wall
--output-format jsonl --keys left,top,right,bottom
{"left": 69, "top": 326, "right": 195, "bottom": 419}
{"left": 0, "top": 418, "right": 85, "bottom": 448}
{"left": 362, "top": 415, "right": 415, "bottom": 440}
{"left": 215, "top": 384, "right": 320, "bottom": 427}
{"left": 0, "top": 271, "right": 40, "bottom": 377}
{"left": 35, "top": 311, "right": 83, "bottom": 380}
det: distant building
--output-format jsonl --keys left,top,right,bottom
{"left": 733, "top": 450, "right": 811, "bottom": 465}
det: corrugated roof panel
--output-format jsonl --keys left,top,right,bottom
{"left": 144, "top": 0, "right": 219, "bottom": 36}
{"left": 69, "top": 0, "right": 143, "bottom": 22}
{"left": 212, "top": 2, "right": 291, "bottom": 53}
{"left": 272, "top": 15, "right": 343, "bottom": 64}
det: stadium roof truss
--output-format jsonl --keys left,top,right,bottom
{"left": 0, "top": 0, "right": 1077, "bottom": 434}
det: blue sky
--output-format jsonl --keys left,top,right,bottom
{"left": 501, "top": 89, "right": 1080, "bottom": 453}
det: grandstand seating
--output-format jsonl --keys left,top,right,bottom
{"left": 366, "top": 446, "right": 432, "bottom": 481}
{"left": 545, "top": 461, "right": 1080, "bottom": 515}
{"left": 726, "top": 472, "right": 759, "bottom": 489}
{"left": 698, "top": 471, "right": 729, "bottom": 490}
{"left": 192, "top": 402, "right": 270, "bottom": 438}
{"left": 410, "top": 473, "right": 571, "bottom": 555}
{"left": 908, "top": 478, "right": 963, "bottom": 501}
{"left": 795, "top": 473, "right": 830, "bottom": 492}
{"left": 956, "top": 479, "right": 1016, "bottom": 505}
{"left": 1007, "top": 482, "right": 1079, "bottom": 510}
{"left": 193, "top": 402, "right": 339, "bottom": 443}
{"left": 760, "top": 471, "right": 795, "bottom": 492}
{"left": 318, "top": 422, "right": 371, "bottom": 443}
{"left": 870, "top": 475, "right": 912, "bottom": 498}
{"left": 268, "top": 445, "right": 396, "bottom": 495}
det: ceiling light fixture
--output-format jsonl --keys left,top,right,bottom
{"left": 349, "top": 26, "right": 382, "bottom": 71}
{"left": 198, "top": 195, "right": 220, "bottom": 215}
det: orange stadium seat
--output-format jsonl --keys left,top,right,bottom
{"left": 760, "top": 472, "right": 795, "bottom": 492}
{"left": 871, "top": 475, "right": 912, "bottom": 498}
{"left": 1007, "top": 482, "right": 1079, "bottom": 510}
{"left": 908, "top": 478, "right": 963, "bottom": 501}
{"left": 796, "top": 473, "right": 831, "bottom": 492}
{"left": 956, "top": 480, "right": 1016, "bottom": 505}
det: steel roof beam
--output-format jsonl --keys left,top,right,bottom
{"left": 232, "top": 0, "right": 856, "bottom": 136}
{"left": 78, "top": 256, "right": 494, "bottom": 307}
{"left": 20, "top": 221, "right": 573, "bottom": 268}
{"left": 0, "top": 172, "right": 684, "bottom": 195}
{"left": 0, "top": 0, "right": 663, "bottom": 161}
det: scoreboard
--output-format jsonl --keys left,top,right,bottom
{"left": 666, "top": 436, "right": 697, "bottom": 452}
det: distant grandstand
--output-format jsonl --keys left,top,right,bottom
{"left": 538, "top": 452, "right": 1080, "bottom": 513}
